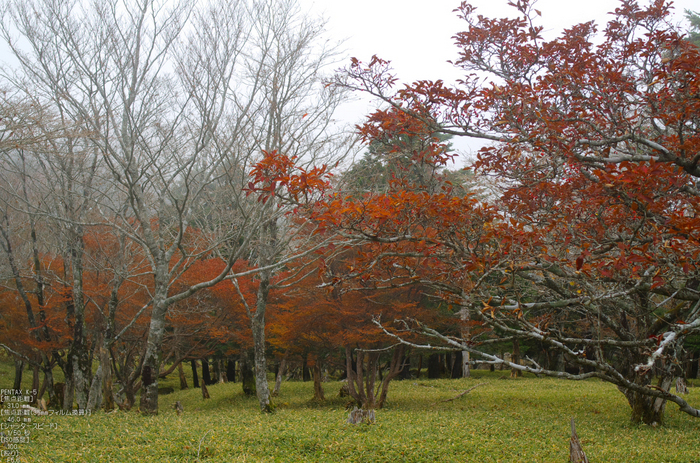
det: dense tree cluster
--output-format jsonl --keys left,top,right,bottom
{"left": 317, "top": 0, "right": 700, "bottom": 424}
{"left": 0, "top": 0, "right": 349, "bottom": 414}
{"left": 1, "top": 0, "right": 699, "bottom": 427}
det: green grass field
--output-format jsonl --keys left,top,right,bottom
{"left": 2, "top": 361, "right": 700, "bottom": 462}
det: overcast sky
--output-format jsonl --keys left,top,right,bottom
{"left": 304, "top": 0, "right": 697, "bottom": 82}
{"left": 300, "top": 0, "right": 698, "bottom": 158}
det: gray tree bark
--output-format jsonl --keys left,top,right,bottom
{"left": 272, "top": 353, "right": 288, "bottom": 396}
{"left": 251, "top": 271, "right": 272, "bottom": 412}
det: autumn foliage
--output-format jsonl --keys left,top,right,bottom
{"left": 323, "top": 0, "right": 700, "bottom": 423}
{"left": 2, "top": 0, "right": 699, "bottom": 424}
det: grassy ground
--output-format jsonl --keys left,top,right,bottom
{"left": 2, "top": 361, "right": 700, "bottom": 462}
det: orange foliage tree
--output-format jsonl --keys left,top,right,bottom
{"left": 325, "top": 0, "right": 700, "bottom": 424}
{"left": 168, "top": 259, "right": 255, "bottom": 384}
{"left": 265, "top": 249, "right": 440, "bottom": 408}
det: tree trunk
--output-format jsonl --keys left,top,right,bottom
{"left": 212, "top": 357, "right": 220, "bottom": 383}
{"left": 70, "top": 343, "right": 91, "bottom": 410}
{"left": 217, "top": 358, "right": 226, "bottom": 383}
{"left": 312, "top": 362, "right": 325, "bottom": 401}
{"left": 272, "top": 354, "right": 287, "bottom": 396}
{"left": 43, "top": 367, "right": 58, "bottom": 408}
{"left": 345, "top": 346, "right": 365, "bottom": 408}
{"left": 241, "top": 351, "right": 256, "bottom": 396}
{"left": 54, "top": 382, "right": 65, "bottom": 410}
{"left": 462, "top": 351, "right": 471, "bottom": 378}
{"left": 201, "top": 358, "right": 213, "bottom": 386}
{"left": 511, "top": 339, "right": 522, "bottom": 378}
{"left": 62, "top": 357, "right": 74, "bottom": 410}
{"left": 191, "top": 359, "right": 200, "bottom": 388}
{"left": 37, "top": 369, "right": 47, "bottom": 403}
{"left": 344, "top": 345, "right": 404, "bottom": 410}
{"left": 87, "top": 336, "right": 109, "bottom": 411}
{"left": 399, "top": 354, "right": 411, "bottom": 380}
{"left": 139, "top": 296, "right": 169, "bottom": 415}
{"left": 628, "top": 392, "right": 666, "bottom": 424}
{"left": 123, "top": 383, "right": 136, "bottom": 411}
{"left": 459, "top": 307, "right": 471, "bottom": 378}
{"left": 251, "top": 275, "right": 272, "bottom": 412}
{"left": 376, "top": 345, "right": 405, "bottom": 409}
{"left": 102, "top": 353, "right": 115, "bottom": 412}
{"left": 619, "top": 375, "right": 674, "bottom": 424}
{"left": 302, "top": 353, "right": 311, "bottom": 382}
{"left": 451, "top": 351, "right": 463, "bottom": 379}
{"left": 201, "top": 365, "right": 211, "bottom": 400}
{"left": 68, "top": 235, "right": 92, "bottom": 411}
{"left": 226, "top": 359, "right": 236, "bottom": 383}
{"left": 555, "top": 351, "right": 566, "bottom": 372}
{"left": 13, "top": 359, "right": 24, "bottom": 391}
{"left": 86, "top": 365, "right": 103, "bottom": 411}
{"left": 139, "top": 362, "right": 158, "bottom": 414}
{"left": 689, "top": 350, "right": 699, "bottom": 379}
{"left": 363, "top": 352, "right": 378, "bottom": 409}
{"left": 427, "top": 353, "right": 441, "bottom": 379}
{"left": 676, "top": 377, "right": 689, "bottom": 394}
{"left": 116, "top": 356, "right": 138, "bottom": 412}
{"left": 100, "top": 280, "right": 120, "bottom": 412}
{"left": 178, "top": 362, "right": 188, "bottom": 390}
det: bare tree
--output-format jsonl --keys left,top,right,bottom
{"left": 0, "top": 87, "right": 100, "bottom": 409}
{"left": 1, "top": 0, "right": 350, "bottom": 415}
{"left": 223, "top": 0, "right": 349, "bottom": 412}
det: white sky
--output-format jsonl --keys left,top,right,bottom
{"left": 2, "top": 0, "right": 695, "bottom": 160}
{"left": 300, "top": 0, "right": 699, "bottom": 159}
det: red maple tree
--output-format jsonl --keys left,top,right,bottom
{"left": 326, "top": 0, "right": 700, "bottom": 424}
